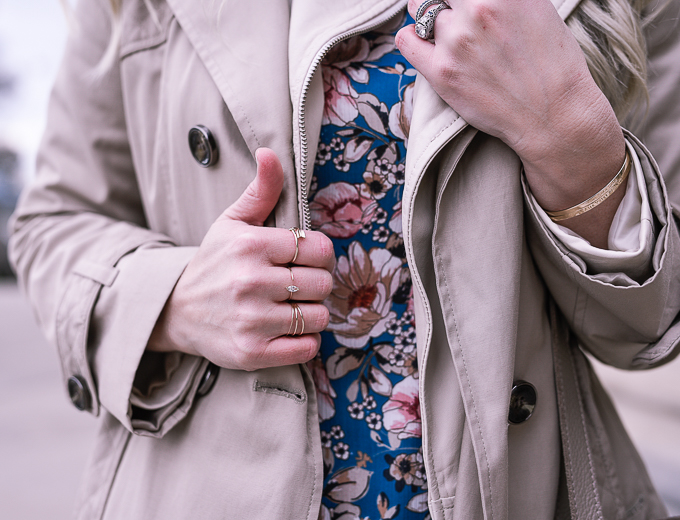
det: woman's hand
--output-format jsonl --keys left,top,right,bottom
{"left": 396, "top": 0, "right": 627, "bottom": 248}
{"left": 148, "top": 148, "right": 335, "bottom": 371}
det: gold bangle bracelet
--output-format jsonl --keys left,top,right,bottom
{"left": 546, "top": 150, "right": 632, "bottom": 222}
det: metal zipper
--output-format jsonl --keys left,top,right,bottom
{"left": 296, "top": 1, "right": 408, "bottom": 230}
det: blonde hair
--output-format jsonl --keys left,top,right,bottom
{"left": 567, "top": 0, "right": 655, "bottom": 121}
{"left": 97, "top": 0, "right": 656, "bottom": 122}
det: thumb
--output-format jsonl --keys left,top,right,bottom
{"left": 222, "top": 148, "right": 284, "bottom": 225}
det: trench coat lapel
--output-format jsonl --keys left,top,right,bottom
{"left": 164, "top": 0, "right": 300, "bottom": 225}
{"left": 164, "top": 0, "right": 293, "bottom": 156}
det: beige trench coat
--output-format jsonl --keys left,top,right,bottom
{"left": 10, "top": 0, "right": 680, "bottom": 518}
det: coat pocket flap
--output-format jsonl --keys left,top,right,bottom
{"left": 73, "top": 260, "right": 119, "bottom": 287}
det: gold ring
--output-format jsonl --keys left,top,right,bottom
{"left": 287, "top": 303, "right": 305, "bottom": 336}
{"left": 286, "top": 267, "right": 300, "bottom": 300}
{"left": 289, "top": 227, "right": 306, "bottom": 264}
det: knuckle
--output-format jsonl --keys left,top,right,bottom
{"left": 435, "top": 61, "right": 459, "bottom": 86}
{"left": 469, "top": 0, "right": 498, "bottom": 24}
{"left": 241, "top": 305, "right": 261, "bottom": 327}
{"left": 232, "top": 308, "right": 257, "bottom": 338}
{"left": 231, "top": 345, "right": 254, "bottom": 371}
{"left": 234, "top": 230, "right": 263, "bottom": 255}
{"left": 231, "top": 270, "right": 259, "bottom": 299}
{"left": 316, "top": 271, "right": 333, "bottom": 298}
{"left": 300, "top": 335, "right": 321, "bottom": 362}
{"left": 243, "top": 337, "right": 274, "bottom": 371}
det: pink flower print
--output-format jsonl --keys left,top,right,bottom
{"left": 361, "top": 169, "right": 392, "bottom": 200}
{"left": 324, "top": 33, "right": 396, "bottom": 84}
{"left": 322, "top": 67, "right": 359, "bottom": 126}
{"left": 389, "top": 81, "right": 415, "bottom": 147}
{"left": 324, "top": 35, "right": 371, "bottom": 70}
{"left": 388, "top": 200, "right": 402, "bottom": 234}
{"left": 310, "top": 182, "right": 377, "bottom": 239}
{"left": 325, "top": 242, "right": 402, "bottom": 348}
{"left": 382, "top": 376, "right": 422, "bottom": 439}
{"left": 307, "top": 356, "right": 337, "bottom": 422}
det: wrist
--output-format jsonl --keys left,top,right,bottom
{"left": 147, "top": 295, "right": 199, "bottom": 357}
{"left": 519, "top": 86, "right": 625, "bottom": 212}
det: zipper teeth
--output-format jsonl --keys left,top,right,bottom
{"left": 297, "top": 3, "right": 407, "bottom": 230}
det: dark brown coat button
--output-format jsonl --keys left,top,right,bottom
{"left": 508, "top": 380, "right": 537, "bottom": 424}
{"left": 188, "top": 125, "right": 218, "bottom": 167}
{"left": 67, "top": 375, "right": 91, "bottom": 411}
{"left": 197, "top": 362, "right": 219, "bottom": 397}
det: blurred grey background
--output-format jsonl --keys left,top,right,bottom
{"left": 1, "top": 1, "right": 100, "bottom": 519}
{"left": 0, "top": 1, "right": 678, "bottom": 519}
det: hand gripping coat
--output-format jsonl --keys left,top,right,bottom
{"left": 9, "top": 0, "right": 680, "bottom": 518}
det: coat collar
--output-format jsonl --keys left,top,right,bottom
{"left": 165, "top": 0, "right": 583, "bottom": 164}
{"left": 164, "top": 0, "right": 582, "bottom": 228}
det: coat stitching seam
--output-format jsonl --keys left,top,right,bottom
{"left": 551, "top": 307, "right": 579, "bottom": 519}
{"left": 404, "top": 122, "right": 465, "bottom": 509}
{"left": 570, "top": 336, "right": 605, "bottom": 520}
{"left": 95, "top": 428, "right": 132, "bottom": 520}
{"left": 303, "top": 371, "right": 318, "bottom": 520}
{"left": 634, "top": 329, "right": 680, "bottom": 361}
{"left": 410, "top": 118, "right": 462, "bottom": 193}
{"left": 437, "top": 252, "right": 495, "bottom": 520}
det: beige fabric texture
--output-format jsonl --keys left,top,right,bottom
{"left": 9, "top": 0, "right": 680, "bottom": 518}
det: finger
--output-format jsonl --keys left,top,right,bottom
{"left": 258, "top": 333, "right": 322, "bottom": 368}
{"left": 395, "top": 24, "right": 437, "bottom": 73}
{"left": 276, "top": 266, "right": 333, "bottom": 302}
{"left": 276, "top": 302, "right": 330, "bottom": 336}
{"left": 253, "top": 227, "right": 336, "bottom": 271}
{"left": 222, "top": 148, "right": 284, "bottom": 226}
{"left": 407, "top": 0, "right": 418, "bottom": 19}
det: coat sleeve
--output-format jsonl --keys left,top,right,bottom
{"left": 8, "top": 0, "right": 207, "bottom": 437}
{"left": 523, "top": 0, "right": 680, "bottom": 370}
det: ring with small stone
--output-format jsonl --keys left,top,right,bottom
{"left": 289, "top": 227, "right": 306, "bottom": 264}
{"left": 416, "top": 0, "right": 446, "bottom": 20}
{"left": 415, "top": 1, "right": 450, "bottom": 40}
{"left": 286, "top": 267, "right": 300, "bottom": 300}
{"left": 287, "top": 303, "right": 305, "bottom": 336}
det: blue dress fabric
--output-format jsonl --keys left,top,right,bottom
{"left": 307, "top": 12, "right": 430, "bottom": 520}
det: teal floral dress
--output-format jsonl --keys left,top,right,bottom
{"left": 307, "top": 12, "right": 430, "bottom": 520}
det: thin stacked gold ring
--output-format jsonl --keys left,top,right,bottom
{"left": 289, "top": 227, "right": 306, "bottom": 264}
{"left": 287, "top": 303, "right": 305, "bottom": 336}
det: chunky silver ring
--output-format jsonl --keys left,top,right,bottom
{"left": 289, "top": 227, "right": 306, "bottom": 264}
{"left": 286, "top": 267, "right": 300, "bottom": 300}
{"left": 416, "top": 0, "right": 446, "bottom": 20}
{"left": 415, "top": 2, "right": 450, "bottom": 40}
